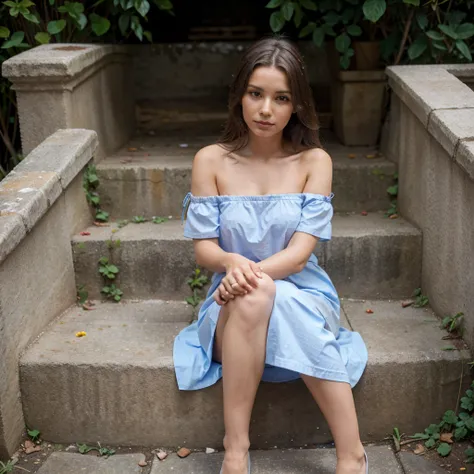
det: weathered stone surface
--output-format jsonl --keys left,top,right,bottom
{"left": 0, "top": 214, "right": 25, "bottom": 264}
{"left": 398, "top": 451, "right": 448, "bottom": 474}
{"left": 391, "top": 100, "right": 474, "bottom": 349}
{"left": 72, "top": 213, "right": 421, "bottom": 300}
{"left": 386, "top": 66, "right": 474, "bottom": 127}
{"left": 151, "top": 445, "right": 402, "bottom": 474}
{"left": 19, "top": 299, "right": 468, "bottom": 449}
{"left": 428, "top": 108, "right": 474, "bottom": 157}
{"left": 456, "top": 140, "right": 474, "bottom": 181}
{"left": 36, "top": 452, "right": 146, "bottom": 474}
{"left": 97, "top": 130, "right": 396, "bottom": 217}
{"left": 15, "top": 129, "right": 98, "bottom": 190}
{"left": 2, "top": 44, "right": 134, "bottom": 159}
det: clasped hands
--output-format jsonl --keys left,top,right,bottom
{"left": 213, "top": 253, "right": 264, "bottom": 306}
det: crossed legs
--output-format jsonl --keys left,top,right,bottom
{"left": 213, "top": 275, "right": 365, "bottom": 474}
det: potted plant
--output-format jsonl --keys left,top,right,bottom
{"left": 266, "top": 0, "right": 474, "bottom": 146}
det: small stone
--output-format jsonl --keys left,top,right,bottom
{"left": 156, "top": 450, "right": 168, "bottom": 460}
{"left": 366, "top": 309, "right": 374, "bottom": 314}
{"left": 138, "top": 460, "right": 148, "bottom": 467}
{"left": 205, "top": 448, "right": 216, "bottom": 454}
{"left": 361, "top": 211, "right": 368, "bottom": 216}
{"left": 65, "top": 444, "right": 76, "bottom": 452}
{"left": 177, "top": 447, "right": 191, "bottom": 458}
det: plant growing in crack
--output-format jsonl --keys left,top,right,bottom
{"left": 186, "top": 268, "right": 209, "bottom": 317}
{"left": 99, "top": 237, "right": 123, "bottom": 302}
{"left": 83, "top": 164, "right": 109, "bottom": 223}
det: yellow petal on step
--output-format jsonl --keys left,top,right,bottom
{"left": 75, "top": 331, "right": 87, "bottom": 337}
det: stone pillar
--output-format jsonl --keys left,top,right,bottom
{"left": 2, "top": 44, "right": 135, "bottom": 161}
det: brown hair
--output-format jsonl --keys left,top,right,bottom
{"left": 218, "top": 36, "right": 321, "bottom": 152}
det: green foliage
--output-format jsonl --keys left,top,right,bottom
{"left": 410, "top": 381, "right": 474, "bottom": 462}
{"left": 77, "top": 442, "right": 115, "bottom": 457}
{"left": 99, "top": 256, "right": 119, "bottom": 280}
{"left": 441, "top": 312, "right": 464, "bottom": 334}
{"left": 152, "top": 216, "right": 169, "bottom": 224}
{"left": 186, "top": 268, "right": 210, "bottom": 311}
{"left": 266, "top": 0, "right": 474, "bottom": 69}
{"left": 83, "top": 164, "right": 109, "bottom": 223}
{"left": 132, "top": 215, "right": 147, "bottom": 223}
{"left": 0, "top": 0, "right": 174, "bottom": 182}
{"left": 101, "top": 283, "right": 123, "bottom": 302}
{"left": 412, "top": 287, "right": 429, "bottom": 307}
{"left": 0, "top": 459, "right": 16, "bottom": 474}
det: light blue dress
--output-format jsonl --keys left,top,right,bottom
{"left": 174, "top": 192, "right": 368, "bottom": 390}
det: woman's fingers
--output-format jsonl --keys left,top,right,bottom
{"left": 250, "top": 261, "right": 264, "bottom": 278}
{"left": 221, "top": 278, "right": 240, "bottom": 296}
{"left": 233, "top": 270, "right": 253, "bottom": 292}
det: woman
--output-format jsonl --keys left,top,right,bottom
{"left": 174, "top": 36, "right": 369, "bottom": 474}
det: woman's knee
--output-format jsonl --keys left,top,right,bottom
{"left": 229, "top": 274, "right": 276, "bottom": 326}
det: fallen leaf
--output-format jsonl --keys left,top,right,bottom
{"left": 138, "top": 460, "right": 148, "bottom": 467}
{"left": 156, "top": 450, "right": 168, "bottom": 460}
{"left": 366, "top": 309, "right": 374, "bottom": 314}
{"left": 128, "top": 147, "right": 138, "bottom": 152}
{"left": 348, "top": 154, "right": 356, "bottom": 159}
{"left": 80, "top": 231, "right": 91, "bottom": 236}
{"left": 93, "top": 222, "right": 110, "bottom": 227}
{"left": 365, "top": 154, "right": 377, "bottom": 159}
{"left": 177, "top": 447, "right": 191, "bottom": 458}
{"left": 414, "top": 443, "right": 425, "bottom": 455}
{"left": 389, "top": 214, "right": 399, "bottom": 219}
{"left": 82, "top": 303, "right": 95, "bottom": 311}
{"left": 402, "top": 300, "right": 414, "bottom": 308}
{"left": 361, "top": 211, "right": 368, "bottom": 216}
{"left": 23, "top": 440, "right": 42, "bottom": 455}
{"left": 440, "top": 432, "right": 453, "bottom": 444}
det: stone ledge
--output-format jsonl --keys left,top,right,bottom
{"left": 2, "top": 44, "right": 128, "bottom": 81}
{"left": 387, "top": 64, "right": 474, "bottom": 182}
{"left": 0, "top": 129, "right": 97, "bottom": 264}
{"left": 386, "top": 65, "right": 474, "bottom": 128}
{"left": 428, "top": 108, "right": 474, "bottom": 157}
{"left": 456, "top": 140, "right": 474, "bottom": 181}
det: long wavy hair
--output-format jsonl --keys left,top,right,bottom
{"left": 218, "top": 36, "right": 321, "bottom": 152}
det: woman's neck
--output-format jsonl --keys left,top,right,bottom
{"left": 245, "top": 131, "right": 286, "bottom": 160}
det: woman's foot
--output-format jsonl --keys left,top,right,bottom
{"left": 221, "top": 451, "right": 250, "bottom": 474}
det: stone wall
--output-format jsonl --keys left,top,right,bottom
{"left": 2, "top": 45, "right": 135, "bottom": 161}
{"left": 131, "top": 42, "right": 331, "bottom": 109}
{"left": 0, "top": 129, "right": 97, "bottom": 459}
{"left": 382, "top": 64, "right": 474, "bottom": 347}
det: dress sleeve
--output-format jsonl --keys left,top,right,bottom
{"left": 181, "top": 192, "right": 220, "bottom": 239}
{"left": 295, "top": 193, "right": 334, "bottom": 242}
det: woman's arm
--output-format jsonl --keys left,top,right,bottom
{"left": 258, "top": 148, "right": 333, "bottom": 280}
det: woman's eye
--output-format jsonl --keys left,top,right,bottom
{"left": 249, "top": 91, "right": 260, "bottom": 97}
{"left": 278, "top": 96, "right": 290, "bottom": 101}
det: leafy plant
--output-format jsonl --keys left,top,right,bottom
{"left": 266, "top": 0, "right": 474, "bottom": 68}
{"left": 132, "top": 215, "right": 147, "bottom": 223}
{"left": 412, "top": 287, "right": 429, "bottom": 307}
{"left": 101, "top": 283, "right": 123, "bottom": 302}
{"left": 186, "top": 268, "right": 209, "bottom": 312}
{"left": 441, "top": 312, "right": 464, "bottom": 333}
{"left": 77, "top": 441, "right": 115, "bottom": 457}
{"left": 83, "top": 164, "right": 109, "bottom": 223}
{"left": 152, "top": 216, "right": 169, "bottom": 224}
{"left": 0, "top": 0, "right": 174, "bottom": 182}
{"left": 76, "top": 284, "right": 89, "bottom": 305}
{"left": 99, "top": 256, "right": 119, "bottom": 280}
{"left": 0, "top": 459, "right": 16, "bottom": 474}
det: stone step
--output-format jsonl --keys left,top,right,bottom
{"left": 20, "top": 299, "right": 469, "bottom": 450}
{"left": 72, "top": 212, "right": 422, "bottom": 301}
{"left": 96, "top": 128, "right": 396, "bottom": 218}
{"left": 35, "top": 445, "right": 411, "bottom": 474}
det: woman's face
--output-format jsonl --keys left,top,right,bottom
{"left": 241, "top": 66, "right": 294, "bottom": 138}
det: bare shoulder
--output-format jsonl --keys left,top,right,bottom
{"left": 191, "top": 144, "right": 224, "bottom": 196}
{"left": 301, "top": 147, "right": 332, "bottom": 170}
{"left": 301, "top": 148, "right": 333, "bottom": 195}
{"left": 193, "top": 144, "right": 225, "bottom": 166}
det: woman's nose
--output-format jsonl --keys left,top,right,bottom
{"left": 260, "top": 98, "right": 272, "bottom": 116}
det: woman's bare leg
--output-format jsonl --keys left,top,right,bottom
{"left": 213, "top": 274, "right": 276, "bottom": 474}
{"left": 301, "top": 375, "right": 366, "bottom": 474}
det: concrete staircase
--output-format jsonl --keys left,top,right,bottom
{"left": 18, "top": 109, "right": 470, "bottom": 455}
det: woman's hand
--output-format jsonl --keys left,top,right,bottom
{"left": 213, "top": 253, "right": 264, "bottom": 305}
